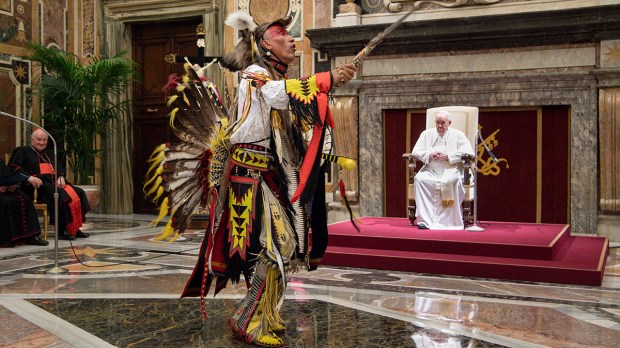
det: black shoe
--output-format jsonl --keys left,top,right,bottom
{"left": 58, "top": 231, "right": 75, "bottom": 240}
{"left": 417, "top": 222, "right": 429, "bottom": 230}
{"left": 26, "top": 236, "right": 49, "bottom": 246}
{"left": 76, "top": 230, "right": 90, "bottom": 238}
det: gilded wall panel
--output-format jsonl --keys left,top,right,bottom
{"left": 331, "top": 96, "right": 359, "bottom": 199}
{"left": 0, "top": 68, "right": 16, "bottom": 157}
{"left": 601, "top": 40, "right": 620, "bottom": 69}
{"left": 599, "top": 88, "right": 620, "bottom": 213}
{"left": 240, "top": 0, "right": 302, "bottom": 39}
{"left": 0, "top": 0, "right": 12, "bottom": 13}
{"left": 0, "top": 0, "right": 32, "bottom": 46}
{"left": 0, "top": 56, "right": 31, "bottom": 156}
{"left": 82, "top": 0, "right": 95, "bottom": 57}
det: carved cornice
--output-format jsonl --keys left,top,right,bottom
{"left": 385, "top": 0, "right": 504, "bottom": 12}
{"left": 103, "top": 0, "right": 215, "bottom": 21}
{"left": 308, "top": 4, "right": 620, "bottom": 57}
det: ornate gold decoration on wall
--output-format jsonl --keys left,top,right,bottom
{"left": 385, "top": 0, "right": 505, "bottom": 12}
{"left": 247, "top": 0, "right": 289, "bottom": 25}
{"left": 164, "top": 53, "right": 176, "bottom": 64}
{"left": 0, "top": 0, "right": 10, "bottom": 13}
{"left": 12, "top": 59, "right": 29, "bottom": 84}
{"left": 602, "top": 40, "right": 620, "bottom": 68}
{"left": 476, "top": 126, "right": 509, "bottom": 176}
{"left": 82, "top": 0, "right": 96, "bottom": 57}
{"left": 239, "top": 0, "right": 302, "bottom": 39}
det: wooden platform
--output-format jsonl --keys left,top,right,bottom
{"left": 318, "top": 217, "right": 608, "bottom": 286}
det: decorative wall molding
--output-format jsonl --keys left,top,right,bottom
{"left": 385, "top": 0, "right": 504, "bottom": 12}
{"left": 308, "top": 4, "right": 620, "bottom": 58}
{"left": 237, "top": 0, "right": 303, "bottom": 40}
{"left": 103, "top": 0, "right": 214, "bottom": 22}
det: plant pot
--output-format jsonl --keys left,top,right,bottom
{"left": 78, "top": 184, "right": 100, "bottom": 213}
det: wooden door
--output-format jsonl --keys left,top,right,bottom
{"left": 132, "top": 18, "right": 202, "bottom": 213}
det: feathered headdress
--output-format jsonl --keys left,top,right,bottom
{"left": 220, "top": 11, "right": 293, "bottom": 72}
{"left": 219, "top": 11, "right": 257, "bottom": 72}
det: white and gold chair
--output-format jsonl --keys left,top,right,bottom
{"left": 402, "top": 106, "right": 479, "bottom": 226}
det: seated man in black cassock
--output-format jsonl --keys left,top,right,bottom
{"left": 9, "top": 129, "right": 90, "bottom": 240}
{"left": 0, "top": 158, "right": 48, "bottom": 247}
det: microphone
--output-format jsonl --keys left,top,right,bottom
{"left": 478, "top": 129, "right": 499, "bottom": 163}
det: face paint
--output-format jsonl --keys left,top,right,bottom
{"left": 264, "top": 24, "right": 288, "bottom": 40}
{"left": 261, "top": 23, "right": 296, "bottom": 65}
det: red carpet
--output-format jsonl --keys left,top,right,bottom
{"left": 319, "top": 217, "right": 608, "bottom": 286}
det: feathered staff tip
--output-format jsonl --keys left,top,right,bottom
{"left": 351, "top": 7, "right": 415, "bottom": 67}
{"left": 225, "top": 11, "right": 257, "bottom": 31}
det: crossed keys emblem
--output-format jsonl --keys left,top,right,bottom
{"left": 476, "top": 127, "right": 509, "bottom": 176}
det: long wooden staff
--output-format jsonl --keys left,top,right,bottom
{"left": 351, "top": 8, "right": 416, "bottom": 67}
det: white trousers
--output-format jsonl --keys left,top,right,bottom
{"left": 414, "top": 168, "right": 465, "bottom": 230}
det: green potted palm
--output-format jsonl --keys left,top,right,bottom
{"left": 25, "top": 43, "right": 137, "bottom": 193}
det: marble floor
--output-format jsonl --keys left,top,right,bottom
{"left": 0, "top": 215, "right": 618, "bottom": 348}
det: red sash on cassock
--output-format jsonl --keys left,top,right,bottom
{"left": 64, "top": 185, "right": 83, "bottom": 236}
{"left": 39, "top": 162, "right": 83, "bottom": 235}
{"left": 39, "top": 163, "right": 54, "bottom": 175}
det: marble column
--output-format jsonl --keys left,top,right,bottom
{"left": 598, "top": 88, "right": 620, "bottom": 213}
{"left": 331, "top": 95, "right": 359, "bottom": 201}
{"left": 99, "top": 19, "right": 134, "bottom": 214}
{"left": 203, "top": 2, "right": 226, "bottom": 104}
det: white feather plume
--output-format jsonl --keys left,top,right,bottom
{"left": 225, "top": 11, "right": 257, "bottom": 32}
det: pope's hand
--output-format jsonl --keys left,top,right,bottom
{"left": 431, "top": 152, "right": 448, "bottom": 161}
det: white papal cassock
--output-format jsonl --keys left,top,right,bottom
{"left": 412, "top": 127, "right": 475, "bottom": 230}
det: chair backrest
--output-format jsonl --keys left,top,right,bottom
{"left": 426, "top": 106, "right": 479, "bottom": 146}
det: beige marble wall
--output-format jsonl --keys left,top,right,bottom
{"left": 363, "top": 47, "right": 596, "bottom": 76}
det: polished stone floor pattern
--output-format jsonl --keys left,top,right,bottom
{"left": 0, "top": 215, "right": 618, "bottom": 347}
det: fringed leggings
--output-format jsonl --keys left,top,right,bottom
{"left": 229, "top": 259, "right": 284, "bottom": 341}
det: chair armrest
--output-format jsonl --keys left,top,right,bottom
{"left": 402, "top": 153, "right": 418, "bottom": 180}
{"left": 461, "top": 154, "right": 474, "bottom": 184}
{"left": 460, "top": 154, "right": 474, "bottom": 163}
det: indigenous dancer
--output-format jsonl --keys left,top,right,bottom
{"left": 190, "top": 13, "right": 356, "bottom": 347}
{"left": 144, "top": 11, "right": 356, "bottom": 347}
